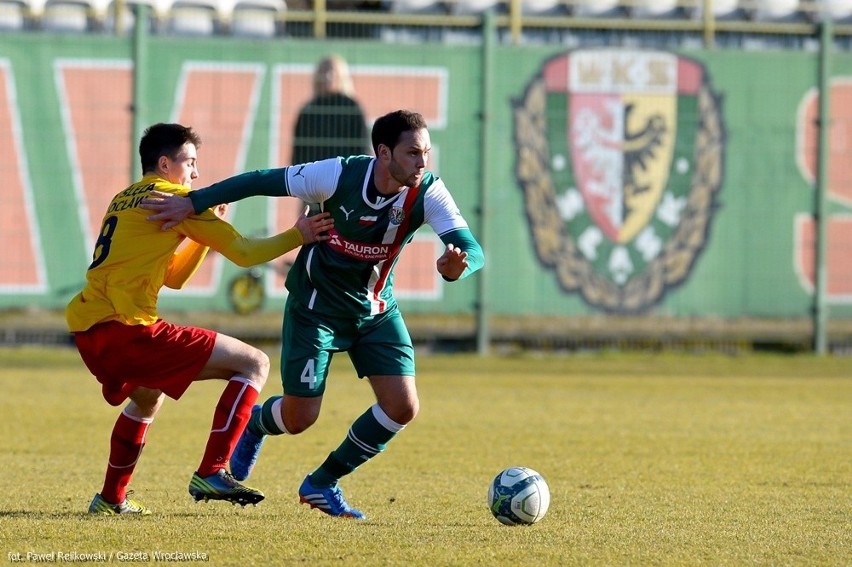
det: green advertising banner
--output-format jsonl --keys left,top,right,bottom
{"left": 1, "top": 31, "right": 851, "bottom": 323}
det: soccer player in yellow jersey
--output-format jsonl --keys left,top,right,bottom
{"left": 66, "top": 123, "right": 333, "bottom": 515}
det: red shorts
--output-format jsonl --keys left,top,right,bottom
{"left": 73, "top": 320, "right": 217, "bottom": 406}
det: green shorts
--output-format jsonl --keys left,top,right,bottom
{"left": 280, "top": 296, "right": 416, "bottom": 397}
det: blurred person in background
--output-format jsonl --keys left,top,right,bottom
{"left": 67, "top": 122, "right": 332, "bottom": 515}
{"left": 292, "top": 54, "right": 370, "bottom": 165}
{"left": 141, "top": 110, "right": 484, "bottom": 520}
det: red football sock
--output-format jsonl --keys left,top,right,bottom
{"left": 197, "top": 378, "right": 259, "bottom": 477}
{"left": 101, "top": 411, "right": 151, "bottom": 504}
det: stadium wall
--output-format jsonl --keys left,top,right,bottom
{"left": 2, "top": 28, "right": 852, "bottom": 347}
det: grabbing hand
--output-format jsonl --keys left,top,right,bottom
{"left": 294, "top": 206, "right": 334, "bottom": 244}
{"left": 212, "top": 203, "right": 229, "bottom": 219}
{"left": 140, "top": 190, "right": 195, "bottom": 230}
{"left": 436, "top": 243, "right": 469, "bottom": 281}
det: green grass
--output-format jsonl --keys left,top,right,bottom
{"left": 0, "top": 347, "right": 850, "bottom": 565}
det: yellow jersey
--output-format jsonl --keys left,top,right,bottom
{"left": 66, "top": 174, "right": 301, "bottom": 331}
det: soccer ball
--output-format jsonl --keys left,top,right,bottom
{"left": 487, "top": 467, "right": 550, "bottom": 525}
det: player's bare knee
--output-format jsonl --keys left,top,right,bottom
{"left": 127, "top": 388, "right": 164, "bottom": 418}
{"left": 283, "top": 418, "right": 313, "bottom": 435}
{"left": 282, "top": 412, "right": 317, "bottom": 435}
{"left": 383, "top": 398, "right": 419, "bottom": 425}
{"left": 243, "top": 348, "right": 270, "bottom": 389}
{"left": 406, "top": 399, "right": 420, "bottom": 423}
{"left": 281, "top": 395, "right": 321, "bottom": 434}
{"left": 396, "top": 404, "right": 419, "bottom": 425}
{"left": 257, "top": 349, "right": 270, "bottom": 375}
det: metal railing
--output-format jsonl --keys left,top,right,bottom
{"left": 9, "top": 0, "right": 852, "bottom": 47}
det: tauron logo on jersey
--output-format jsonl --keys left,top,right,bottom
{"left": 389, "top": 207, "right": 406, "bottom": 226}
{"left": 326, "top": 229, "right": 391, "bottom": 262}
{"left": 513, "top": 49, "right": 725, "bottom": 312}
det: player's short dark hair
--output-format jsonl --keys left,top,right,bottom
{"left": 139, "top": 123, "right": 202, "bottom": 174}
{"left": 371, "top": 110, "right": 427, "bottom": 155}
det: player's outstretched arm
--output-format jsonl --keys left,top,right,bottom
{"left": 294, "top": 206, "right": 334, "bottom": 244}
{"left": 141, "top": 191, "right": 194, "bottom": 230}
{"left": 144, "top": 168, "right": 290, "bottom": 230}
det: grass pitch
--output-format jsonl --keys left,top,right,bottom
{"left": 0, "top": 347, "right": 849, "bottom": 566}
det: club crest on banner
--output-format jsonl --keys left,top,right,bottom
{"left": 513, "top": 49, "right": 725, "bottom": 312}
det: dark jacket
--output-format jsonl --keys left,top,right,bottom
{"left": 292, "top": 93, "right": 370, "bottom": 164}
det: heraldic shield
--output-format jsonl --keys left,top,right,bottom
{"left": 513, "top": 49, "right": 725, "bottom": 313}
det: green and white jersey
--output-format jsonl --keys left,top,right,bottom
{"left": 283, "top": 156, "right": 469, "bottom": 317}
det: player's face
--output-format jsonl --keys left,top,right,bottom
{"left": 388, "top": 128, "right": 430, "bottom": 189}
{"left": 162, "top": 143, "right": 199, "bottom": 187}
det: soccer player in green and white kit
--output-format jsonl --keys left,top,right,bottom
{"left": 143, "top": 110, "right": 484, "bottom": 519}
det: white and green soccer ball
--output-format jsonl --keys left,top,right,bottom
{"left": 487, "top": 466, "right": 550, "bottom": 525}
